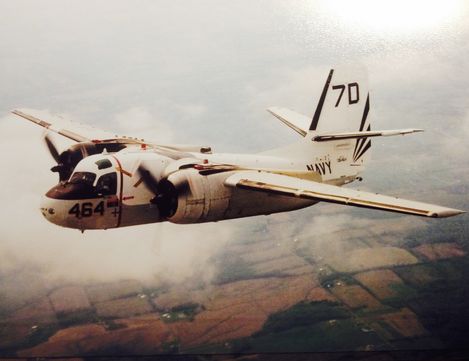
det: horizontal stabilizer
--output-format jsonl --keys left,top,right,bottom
{"left": 267, "top": 107, "right": 310, "bottom": 137}
{"left": 225, "top": 171, "right": 464, "bottom": 218}
{"left": 313, "top": 129, "right": 423, "bottom": 142}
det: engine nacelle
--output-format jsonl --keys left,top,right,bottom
{"left": 166, "top": 169, "right": 232, "bottom": 224}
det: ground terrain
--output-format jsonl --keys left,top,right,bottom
{"left": 1, "top": 204, "right": 469, "bottom": 359}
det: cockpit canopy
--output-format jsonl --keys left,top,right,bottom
{"left": 46, "top": 156, "right": 118, "bottom": 200}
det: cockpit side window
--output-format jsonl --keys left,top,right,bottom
{"left": 69, "top": 172, "right": 96, "bottom": 186}
{"left": 96, "top": 172, "right": 117, "bottom": 196}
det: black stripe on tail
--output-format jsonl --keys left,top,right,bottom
{"left": 310, "top": 69, "right": 334, "bottom": 131}
{"left": 353, "top": 94, "right": 371, "bottom": 162}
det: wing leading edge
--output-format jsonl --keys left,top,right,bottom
{"left": 224, "top": 171, "right": 464, "bottom": 218}
{"left": 12, "top": 109, "right": 118, "bottom": 142}
{"left": 11, "top": 110, "right": 213, "bottom": 153}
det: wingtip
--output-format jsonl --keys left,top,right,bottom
{"left": 433, "top": 209, "right": 466, "bottom": 218}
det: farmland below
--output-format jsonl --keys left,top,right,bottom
{"left": 1, "top": 188, "right": 469, "bottom": 359}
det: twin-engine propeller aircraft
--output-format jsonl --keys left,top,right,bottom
{"left": 13, "top": 69, "right": 464, "bottom": 231}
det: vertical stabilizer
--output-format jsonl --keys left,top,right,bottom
{"left": 309, "top": 67, "right": 370, "bottom": 134}
{"left": 264, "top": 67, "right": 372, "bottom": 182}
{"left": 309, "top": 67, "right": 372, "bottom": 169}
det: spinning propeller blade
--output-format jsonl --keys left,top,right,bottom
{"left": 137, "top": 165, "right": 160, "bottom": 196}
{"left": 136, "top": 164, "right": 184, "bottom": 218}
{"left": 44, "top": 134, "right": 61, "bottom": 164}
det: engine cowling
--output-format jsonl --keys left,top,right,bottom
{"left": 165, "top": 168, "right": 232, "bottom": 224}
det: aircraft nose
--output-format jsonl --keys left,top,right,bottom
{"left": 40, "top": 195, "right": 62, "bottom": 226}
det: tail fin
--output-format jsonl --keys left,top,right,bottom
{"left": 310, "top": 68, "right": 370, "bottom": 134}
{"left": 309, "top": 68, "right": 372, "bottom": 167}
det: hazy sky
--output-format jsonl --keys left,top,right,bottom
{"left": 0, "top": 0, "right": 468, "bottom": 292}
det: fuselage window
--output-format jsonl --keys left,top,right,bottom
{"left": 95, "top": 158, "right": 113, "bottom": 170}
{"left": 96, "top": 172, "right": 117, "bottom": 196}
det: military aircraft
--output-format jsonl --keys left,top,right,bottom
{"left": 12, "top": 69, "right": 464, "bottom": 231}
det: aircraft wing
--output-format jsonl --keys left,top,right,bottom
{"left": 12, "top": 109, "right": 212, "bottom": 153}
{"left": 224, "top": 171, "right": 464, "bottom": 218}
{"left": 12, "top": 109, "right": 116, "bottom": 142}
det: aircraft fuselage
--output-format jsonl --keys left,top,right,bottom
{"left": 41, "top": 149, "right": 347, "bottom": 230}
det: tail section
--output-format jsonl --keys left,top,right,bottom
{"left": 264, "top": 67, "right": 372, "bottom": 174}
{"left": 284, "top": 67, "right": 371, "bottom": 184}
{"left": 266, "top": 67, "right": 422, "bottom": 184}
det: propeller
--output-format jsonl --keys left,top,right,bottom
{"left": 44, "top": 134, "right": 60, "bottom": 164}
{"left": 137, "top": 164, "right": 186, "bottom": 218}
{"left": 43, "top": 135, "right": 135, "bottom": 183}
{"left": 43, "top": 134, "right": 78, "bottom": 182}
{"left": 137, "top": 165, "right": 160, "bottom": 201}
